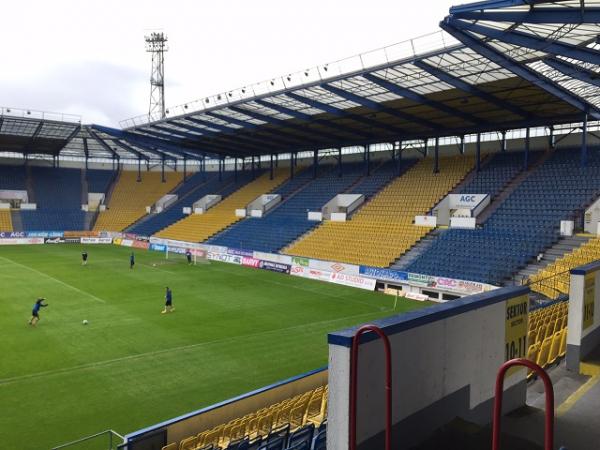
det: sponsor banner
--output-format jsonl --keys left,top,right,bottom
{"left": 199, "top": 244, "right": 228, "bottom": 254}
{"left": 360, "top": 266, "right": 408, "bottom": 283}
{"left": 290, "top": 265, "right": 331, "bottom": 282}
{"left": 228, "top": 247, "right": 254, "bottom": 257}
{"left": 80, "top": 237, "right": 112, "bottom": 244}
{"left": 407, "top": 272, "right": 437, "bottom": 287}
{"left": 0, "top": 231, "right": 26, "bottom": 238}
{"left": 122, "top": 232, "right": 149, "bottom": 241}
{"left": 0, "top": 237, "right": 44, "bottom": 245}
{"left": 120, "top": 239, "right": 134, "bottom": 247}
{"left": 329, "top": 272, "right": 376, "bottom": 291}
{"left": 207, "top": 252, "right": 242, "bottom": 265}
{"left": 113, "top": 238, "right": 122, "bottom": 246}
{"left": 149, "top": 237, "right": 204, "bottom": 250}
{"left": 292, "top": 256, "right": 309, "bottom": 267}
{"left": 253, "top": 251, "right": 293, "bottom": 266}
{"left": 149, "top": 243, "right": 167, "bottom": 252}
{"left": 44, "top": 237, "right": 80, "bottom": 244}
{"left": 259, "top": 260, "right": 290, "bottom": 274}
{"left": 308, "top": 259, "right": 360, "bottom": 276}
{"left": 132, "top": 240, "right": 149, "bottom": 250}
{"left": 242, "top": 256, "right": 261, "bottom": 268}
{"left": 64, "top": 231, "right": 99, "bottom": 238}
{"left": 26, "top": 231, "right": 64, "bottom": 238}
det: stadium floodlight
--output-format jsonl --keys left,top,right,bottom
{"left": 145, "top": 32, "right": 168, "bottom": 120}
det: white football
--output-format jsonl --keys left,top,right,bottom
{"left": 82, "top": 319, "right": 88, "bottom": 325}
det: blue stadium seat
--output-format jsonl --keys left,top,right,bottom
{"left": 86, "top": 169, "right": 115, "bottom": 193}
{"left": 406, "top": 147, "right": 600, "bottom": 284}
{"left": 0, "top": 165, "right": 27, "bottom": 190}
{"left": 21, "top": 167, "right": 86, "bottom": 231}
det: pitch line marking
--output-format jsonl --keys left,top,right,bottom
{"left": 0, "top": 309, "right": 390, "bottom": 387}
{"left": 0, "top": 255, "right": 106, "bottom": 304}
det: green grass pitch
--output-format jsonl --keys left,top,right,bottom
{"left": 0, "top": 244, "right": 430, "bottom": 449}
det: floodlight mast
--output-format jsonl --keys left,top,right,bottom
{"left": 145, "top": 32, "right": 168, "bottom": 120}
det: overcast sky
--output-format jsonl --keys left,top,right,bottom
{"left": 0, "top": 0, "right": 456, "bottom": 127}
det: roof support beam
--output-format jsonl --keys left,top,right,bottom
{"left": 317, "top": 84, "right": 438, "bottom": 130}
{"left": 452, "top": 9, "right": 600, "bottom": 24}
{"left": 412, "top": 60, "right": 531, "bottom": 119}
{"left": 283, "top": 92, "right": 380, "bottom": 139}
{"left": 543, "top": 57, "right": 600, "bottom": 89}
{"left": 54, "top": 125, "right": 82, "bottom": 155}
{"left": 113, "top": 140, "right": 151, "bottom": 162}
{"left": 91, "top": 124, "right": 212, "bottom": 160}
{"left": 225, "top": 105, "right": 361, "bottom": 143}
{"left": 361, "top": 73, "right": 483, "bottom": 124}
{"left": 175, "top": 118, "right": 296, "bottom": 152}
{"left": 448, "top": 19, "right": 600, "bottom": 66}
{"left": 89, "top": 130, "right": 120, "bottom": 160}
{"left": 441, "top": 18, "right": 600, "bottom": 120}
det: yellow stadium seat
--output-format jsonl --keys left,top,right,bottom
{"left": 547, "top": 331, "right": 563, "bottom": 365}
{"left": 178, "top": 435, "right": 197, "bottom": 450}
{"left": 536, "top": 336, "right": 553, "bottom": 368}
{"left": 162, "top": 444, "right": 177, "bottom": 450}
{"left": 94, "top": 170, "right": 183, "bottom": 232}
{"left": 559, "top": 327, "right": 568, "bottom": 357}
{"left": 157, "top": 169, "right": 288, "bottom": 242}
{"left": 0, "top": 210, "right": 13, "bottom": 231}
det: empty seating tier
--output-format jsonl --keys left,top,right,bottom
{"left": 93, "top": 170, "right": 183, "bottom": 232}
{"left": 285, "top": 156, "right": 474, "bottom": 267}
{"left": 86, "top": 169, "right": 115, "bottom": 193}
{"left": 0, "top": 211, "right": 13, "bottom": 230}
{"left": 156, "top": 169, "right": 289, "bottom": 243}
{"left": 129, "top": 171, "right": 256, "bottom": 237}
{"left": 0, "top": 165, "right": 27, "bottom": 190}
{"left": 526, "top": 301, "right": 568, "bottom": 376}
{"left": 21, "top": 167, "right": 86, "bottom": 231}
{"left": 208, "top": 163, "right": 374, "bottom": 253}
{"left": 406, "top": 148, "right": 600, "bottom": 285}
{"left": 529, "top": 238, "right": 600, "bottom": 300}
{"left": 162, "top": 385, "right": 327, "bottom": 450}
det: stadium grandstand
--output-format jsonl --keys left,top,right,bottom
{"left": 3, "top": 0, "right": 600, "bottom": 449}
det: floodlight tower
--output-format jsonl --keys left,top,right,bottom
{"left": 145, "top": 32, "right": 168, "bottom": 119}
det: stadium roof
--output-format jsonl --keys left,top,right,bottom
{"left": 1, "top": 0, "right": 599, "bottom": 162}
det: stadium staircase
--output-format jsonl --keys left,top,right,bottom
{"left": 284, "top": 156, "right": 474, "bottom": 267}
{"left": 24, "top": 165, "right": 36, "bottom": 203}
{"left": 207, "top": 161, "right": 394, "bottom": 253}
{"left": 390, "top": 228, "right": 444, "bottom": 270}
{"left": 93, "top": 170, "right": 183, "bottom": 232}
{"left": 405, "top": 147, "right": 600, "bottom": 285}
{"left": 156, "top": 169, "right": 289, "bottom": 243}
{"left": 509, "top": 235, "right": 592, "bottom": 286}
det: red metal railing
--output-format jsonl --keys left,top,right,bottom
{"left": 492, "top": 358, "right": 554, "bottom": 450}
{"left": 349, "top": 324, "right": 392, "bottom": 450}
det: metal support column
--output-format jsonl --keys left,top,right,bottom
{"left": 219, "top": 157, "right": 223, "bottom": 181}
{"left": 269, "top": 154, "right": 274, "bottom": 180}
{"left": 251, "top": 156, "right": 256, "bottom": 179}
{"left": 85, "top": 157, "right": 89, "bottom": 170}
{"left": 549, "top": 126, "right": 555, "bottom": 149}
{"left": 501, "top": 131, "right": 507, "bottom": 152}
{"left": 338, "top": 147, "right": 343, "bottom": 177}
{"left": 397, "top": 141, "right": 403, "bottom": 176}
{"left": 137, "top": 158, "right": 142, "bottom": 182}
{"left": 460, "top": 136, "right": 465, "bottom": 155}
{"left": 476, "top": 133, "right": 481, "bottom": 172}
{"left": 183, "top": 157, "right": 187, "bottom": 181}
{"left": 289, "top": 152, "right": 294, "bottom": 180}
{"left": 434, "top": 138, "right": 440, "bottom": 174}
{"left": 525, "top": 127, "right": 530, "bottom": 171}
{"left": 234, "top": 158, "right": 238, "bottom": 182}
{"left": 275, "top": 153, "right": 279, "bottom": 168}
{"left": 161, "top": 157, "right": 165, "bottom": 182}
{"left": 365, "top": 144, "right": 371, "bottom": 176}
{"left": 313, "top": 150, "right": 318, "bottom": 179}
{"left": 582, "top": 113, "right": 589, "bottom": 167}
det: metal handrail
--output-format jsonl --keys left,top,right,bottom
{"left": 51, "top": 429, "right": 125, "bottom": 450}
{"left": 492, "top": 358, "right": 554, "bottom": 450}
{"left": 349, "top": 324, "right": 392, "bottom": 450}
